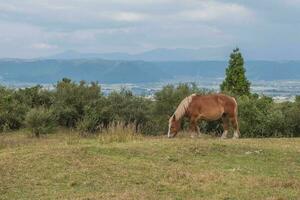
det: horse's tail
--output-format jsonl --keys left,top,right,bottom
{"left": 231, "top": 97, "right": 238, "bottom": 116}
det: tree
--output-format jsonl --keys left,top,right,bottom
{"left": 220, "top": 48, "right": 251, "bottom": 96}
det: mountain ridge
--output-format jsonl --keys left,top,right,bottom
{"left": 0, "top": 59, "right": 300, "bottom": 84}
{"left": 46, "top": 48, "right": 230, "bottom": 61}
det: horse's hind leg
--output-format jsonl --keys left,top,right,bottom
{"left": 230, "top": 116, "right": 240, "bottom": 139}
{"left": 221, "top": 114, "right": 229, "bottom": 139}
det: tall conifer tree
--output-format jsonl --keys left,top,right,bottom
{"left": 220, "top": 48, "right": 251, "bottom": 96}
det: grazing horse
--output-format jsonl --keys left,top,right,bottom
{"left": 167, "top": 93, "right": 240, "bottom": 139}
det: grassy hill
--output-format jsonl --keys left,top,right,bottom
{"left": 0, "top": 131, "right": 299, "bottom": 200}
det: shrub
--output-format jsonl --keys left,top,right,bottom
{"left": 277, "top": 101, "right": 300, "bottom": 137}
{"left": 16, "top": 85, "right": 54, "bottom": 108}
{"left": 78, "top": 91, "right": 152, "bottom": 135}
{"left": 1, "top": 79, "right": 300, "bottom": 138}
{"left": 0, "top": 88, "right": 28, "bottom": 132}
{"left": 53, "top": 105, "right": 79, "bottom": 128}
{"left": 141, "top": 117, "right": 167, "bottom": 136}
{"left": 53, "top": 78, "right": 101, "bottom": 128}
{"left": 237, "top": 95, "right": 272, "bottom": 137}
{"left": 236, "top": 95, "right": 298, "bottom": 138}
{"left": 25, "top": 107, "right": 57, "bottom": 137}
{"left": 77, "top": 112, "right": 100, "bottom": 135}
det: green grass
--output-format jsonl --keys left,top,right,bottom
{"left": 0, "top": 131, "right": 300, "bottom": 200}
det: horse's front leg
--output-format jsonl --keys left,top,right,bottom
{"left": 189, "top": 118, "right": 198, "bottom": 138}
{"left": 196, "top": 121, "right": 202, "bottom": 137}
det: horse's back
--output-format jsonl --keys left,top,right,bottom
{"left": 189, "top": 94, "right": 237, "bottom": 118}
{"left": 192, "top": 93, "right": 235, "bottom": 105}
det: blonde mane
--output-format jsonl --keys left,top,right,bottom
{"left": 173, "top": 93, "right": 196, "bottom": 121}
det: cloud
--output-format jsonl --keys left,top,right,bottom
{"left": 0, "top": 1, "right": 254, "bottom": 29}
{"left": 0, "top": 0, "right": 299, "bottom": 59}
{"left": 178, "top": 1, "right": 254, "bottom": 23}
{"left": 112, "top": 12, "right": 147, "bottom": 22}
{"left": 0, "top": 2, "right": 20, "bottom": 12}
{"left": 285, "top": 0, "right": 300, "bottom": 6}
{"left": 0, "top": 21, "right": 59, "bottom": 57}
{"left": 31, "top": 43, "right": 57, "bottom": 50}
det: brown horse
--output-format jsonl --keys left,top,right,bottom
{"left": 167, "top": 93, "right": 240, "bottom": 139}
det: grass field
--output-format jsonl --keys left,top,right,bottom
{"left": 0, "top": 131, "right": 300, "bottom": 200}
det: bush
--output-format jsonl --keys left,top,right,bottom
{"left": 141, "top": 117, "right": 167, "bottom": 135}
{"left": 0, "top": 87, "right": 28, "bottom": 132}
{"left": 77, "top": 111, "right": 100, "bottom": 135}
{"left": 16, "top": 86, "right": 54, "bottom": 108}
{"left": 237, "top": 95, "right": 299, "bottom": 138}
{"left": 276, "top": 101, "right": 300, "bottom": 137}
{"left": 53, "top": 78, "right": 101, "bottom": 128}
{"left": 25, "top": 107, "right": 57, "bottom": 137}
{"left": 78, "top": 90, "right": 152, "bottom": 135}
{"left": 1, "top": 79, "right": 300, "bottom": 138}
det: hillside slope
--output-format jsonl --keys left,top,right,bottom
{"left": 0, "top": 133, "right": 299, "bottom": 200}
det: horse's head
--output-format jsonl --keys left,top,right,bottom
{"left": 167, "top": 115, "right": 180, "bottom": 138}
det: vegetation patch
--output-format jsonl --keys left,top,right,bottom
{"left": 1, "top": 78, "right": 300, "bottom": 138}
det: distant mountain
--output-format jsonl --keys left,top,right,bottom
{"left": 0, "top": 59, "right": 300, "bottom": 84}
{"left": 0, "top": 59, "right": 170, "bottom": 84}
{"left": 49, "top": 48, "right": 230, "bottom": 61}
{"left": 48, "top": 50, "right": 132, "bottom": 60}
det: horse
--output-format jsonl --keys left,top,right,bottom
{"left": 167, "top": 93, "right": 240, "bottom": 139}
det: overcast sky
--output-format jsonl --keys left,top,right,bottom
{"left": 0, "top": 0, "right": 299, "bottom": 59}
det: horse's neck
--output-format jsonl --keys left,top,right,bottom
{"left": 174, "top": 96, "right": 192, "bottom": 120}
{"left": 174, "top": 109, "right": 185, "bottom": 121}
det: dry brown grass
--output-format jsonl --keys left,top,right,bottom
{"left": 98, "top": 123, "right": 143, "bottom": 144}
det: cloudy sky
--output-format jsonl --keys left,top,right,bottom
{"left": 0, "top": 0, "right": 299, "bottom": 59}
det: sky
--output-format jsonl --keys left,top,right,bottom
{"left": 0, "top": 0, "right": 300, "bottom": 60}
